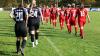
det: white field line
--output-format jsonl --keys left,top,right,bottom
{"left": 41, "top": 33, "right": 63, "bottom": 56}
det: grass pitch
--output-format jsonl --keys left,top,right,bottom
{"left": 0, "top": 11, "right": 100, "bottom": 56}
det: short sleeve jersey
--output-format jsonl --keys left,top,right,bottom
{"left": 77, "top": 8, "right": 87, "bottom": 20}
{"left": 70, "top": 8, "right": 77, "bottom": 19}
{"left": 59, "top": 10, "right": 65, "bottom": 19}
{"left": 65, "top": 8, "right": 71, "bottom": 17}
{"left": 28, "top": 7, "right": 41, "bottom": 18}
{"left": 13, "top": 8, "right": 28, "bottom": 22}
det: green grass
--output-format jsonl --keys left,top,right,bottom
{"left": 0, "top": 11, "right": 100, "bottom": 56}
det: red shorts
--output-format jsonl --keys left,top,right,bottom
{"left": 78, "top": 20, "right": 86, "bottom": 27}
{"left": 45, "top": 13, "right": 50, "bottom": 17}
{"left": 65, "top": 16, "right": 70, "bottom": 24}
{"left": 60, "top": 20, "right": 64, "bottom": 26}
{"left": 69, "top": 19, "right": 77, "bottom": 26}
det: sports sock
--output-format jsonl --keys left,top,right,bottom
{"left": 32, "top": 42, "right": 35, "bottom": 47}
{"left": 16, "top": 40, "right": 20, "bottom": 53}
{"left": 75, "top": 26, "right": 78, "bottom": 34}
{"left": 21, "top": 40, "right": 26, "bottom": 49}
{"left": 31, "top": 34, "right": 34, "bottom": 42}
{"left": 35, "top": 40, "right": 38, "bottom": 45}
{"left": 35, "top": 32, "right": 39, "bottom": 40}
{"left": 69, "top": 25, "right": 72, "bottom": 33}
{"left": 80, "top": 28, "right": 83, "bottom": 37}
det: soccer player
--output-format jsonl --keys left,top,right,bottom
{"left": 69, "top": 3, "right": 78, "bottom": 35}
{"left": 77, "top": 4, "right": 90, "bottom": 39}
{"left": 12, "top": 4, "right": 28, "bottom": 56}
{"left": 59, "top": 6, "right": 65, "bottom": 30}
{"left": 50, "top": 4, "right": 58, "bottom": 28}
{"left": 38, "top": 4, "right": 43, "bottom": 24}
{"left": 49, "top": 4, "right": 53, "bottom": 24}
{"left": 65, "top": 4, "right": 71, "bottom": 32}
{"left": 42, "top": 5, "right": 46, "bottom": 23}
{"left": 44, "top": 5, "right": 50, "bottom": 23}
{"left": 27, "top": 0, "right": 41, "bottom": 47}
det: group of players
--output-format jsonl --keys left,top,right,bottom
{"left": 10, "top": 0, "right": 90, "bottom": 55}
{"left": 11, "top": 0, "right": 42, "bottom": 56}
{"left": 41, "top": 3, "right": 90, "bottom": 39}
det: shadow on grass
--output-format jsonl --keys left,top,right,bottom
{"left": 0, "top": 32, "right": 15, "bottom": 37}
{"left": 0, "top": 41, "right": 15, "bottom": 46}
{"left": 0, "top": 50, "right": 19, "bottom": 56}
{"left": 39, "top": 27, "right": 80, "bottom": 39}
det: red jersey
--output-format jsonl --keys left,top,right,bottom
{"left": 50, "top": 7, "right": 58, "bottom": 19}
{"left": 44, "top": 8, "right": 50, "bottom": 17}
{"left": 65, "top": 8, "right": 71, "bottom": 17}
{"left": 51, "top": 7, "right": 58, "bottom": 15}
{"left": 42, "top": 8, "right": 46, "bottom": 17}
{"left": 77, "top": 8, "right": 87, "bottom": 21}
{"left": 59, "top": 10, "right": 65, "bottom": 20}
{"left": 70, "top": 8, "right": 77, "bottom": 20}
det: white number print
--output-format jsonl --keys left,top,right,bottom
{"left": 80, "top": 11, "right": 85, "bottom": 16}
{"left": 16, "top": 11, "right": 23, "bottom": 21}
{"left": 34, "top": 11, "right": 38, "bottom": 17}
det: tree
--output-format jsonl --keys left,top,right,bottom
{"left": 3, "top": 0, "right": 17, "bottom": 7}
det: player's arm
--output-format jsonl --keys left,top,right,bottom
{"left": 10, "top": 11, "right": 13, "bottom": 18}
{"left": 56, "top": 8, "right": 59, "bottom": 17}
{"left": 24, "top": 8, "right": 29, "bottom": 26}
{"left": 58, "top": 12, "right": 60, "bottom": 23}
{"left": 26, "top": 13, "right": 28, "bottom": 26}
{"left": 12, "top": 10, "right": 16, "bottom": 22}
{"left": 68, "top": 10, "right": 71, "bottom": 19}
{"left": 87, "top": 11, "right": 90, "bottom": 23}
{"left": 75, "top": 9, "right": 79, "bottom": 19}
{"left": 64, "top": 10, "right": 66, "bottom": 16}
{"left": 39, "top": 8, "right": 43, "bottom": 22}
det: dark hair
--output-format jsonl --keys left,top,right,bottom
{"left": 18, "top": 4, "right": 23, "bottom": 8}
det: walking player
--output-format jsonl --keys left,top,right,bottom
{"left": 77, "top": 4, "right": 90, "bottom": 39}
{"left": 27, "top": 0, "right": 41, "bottom": 47}
{"left": 12, "top": 4, "right": 28, "bottom": 56}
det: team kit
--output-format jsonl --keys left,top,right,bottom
{"left": 11, "top": 1, "right": 90, "bottom": 56}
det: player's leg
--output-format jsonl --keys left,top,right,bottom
{"left": 74, "top": 20, "right": 78, "bottom": 36}
{"left": 67, "top": 21, "right": 70, "bottom": 32}
{"left": 43, "top": 17, "right": 45, "bottom": 23}
{"left": 50, "top": 17, "right": 51, "bottom": 24}
{"left": 69, "top": 24, "right": 72, "bottom": 33}
{"left": 28, "top": 18, "right": 36, "bottom": 47}
{"left": 52, "top": 19, "right": 55, "bottom": 28}
{"left": 43, "top": 16, "right": 46, "bottom": 24}
{"left": 65, "top": 17, "right": 69, "bottom": 31}
{"left": 59, "top": 18, "right": 62, "bottom": 30}
{"left": 31, "top": 30, "right": 35, "bottom": 47}
{"left": 50, "top": 15, "right": 52, "bottom": 24}
{"left": 80, "top": 26, "right": 83, "bottom": 39}
{"left": 46, "top": 17, "right": 48, "bottom": 23}
{"left": 35, "top": 30, "right": 39, "bottom": 45}
{"left": 15, "top": 23, "right": 21, "bottom": 54}
{"left": 54, "top": 18, "right": 57, "bottom": 28}
{"left": 60, "top": 22, "right": 62, "bottom": 30}
{"left": 21, "top": 37, "right": 27, "bottom": 56}
{"left": 29, "top": 26, "right": 35, "bottom": 47}
{"left": 79, "top": 21, "right": 84, "bottom": 39}
{"left": 20, "top": 22, "right": 27, "bottom": 56}
{"left": 68, "top": 20, "right": 72, "bottom": 33}
{"left": 62, "top": 19, "right": 64, "bottom": 29}
{"left": 16, "top": 37, "right": 21, "bottom": 54}
{"left": 35, "top": 24, "right": 40, "bottom": 45}
{"left": 60, "top": 20, "right": 64, "bottom": 31}
{"left": 47, "top": 17, "right": 49, "bottom": 23}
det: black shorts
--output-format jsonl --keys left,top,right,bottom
{"left": 15, "top": 21, "right": 27, "bottom": 37}
{"left": 27, "top": 17, "right": 40, "bottom": 34}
